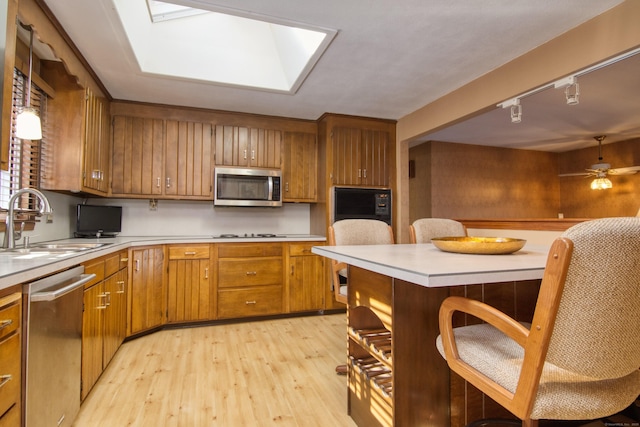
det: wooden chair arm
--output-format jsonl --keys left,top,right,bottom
{"left": 439, "top": 296, "right": 530, "bottom": 349}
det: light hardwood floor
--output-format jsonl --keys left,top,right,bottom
{"left": 73, "top": 314, "right": 357, "bottom": 427}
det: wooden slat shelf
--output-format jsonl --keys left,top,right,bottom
{"left": 348, "top": 355, "right": 393, "bottom": 403}
{"left": 348, "top": 327, "right": 392, "bottom": 367}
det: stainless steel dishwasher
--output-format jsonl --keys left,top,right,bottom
{"left": 23, "top": 265, "right": 96, "bottom": 427}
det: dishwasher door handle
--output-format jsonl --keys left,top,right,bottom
{"left": 31, "top": 274, "right": 97, "bottom": 302}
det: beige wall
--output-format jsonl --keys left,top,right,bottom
{"left": 409, "top": 138, "right": 640, "bottom": 222}
{"left": 396, "top": 0, "right": 640, "bottom": 242}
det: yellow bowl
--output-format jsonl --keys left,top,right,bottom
{"left": 431, "top": 236, "right": 527, "bottom": 255}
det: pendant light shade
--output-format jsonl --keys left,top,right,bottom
{"left": 16, "top": 23, "right": 42, "bottom": 140}
{"left": 16, "top": 107, "right": 42, "bottom": 139}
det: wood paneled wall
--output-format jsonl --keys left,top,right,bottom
{"left": 409, "top": 138, "right": 640, "bottom": 221}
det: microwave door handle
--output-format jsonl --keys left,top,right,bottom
{"left": 268, "top": 176, "right": 273, "bottom": 200}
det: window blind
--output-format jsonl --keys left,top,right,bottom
{"left": 0, "top": 68, "right": 47, "bottom": 212}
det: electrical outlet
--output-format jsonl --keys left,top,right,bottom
{"left": 149, "top": 199, "right": 158, "bottom": 211}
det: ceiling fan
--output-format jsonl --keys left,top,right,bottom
{"left": 559, "top": 135, "right": 640, "bottom": 183}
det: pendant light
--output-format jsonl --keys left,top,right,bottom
{"left": 15, "top": 23, "right": 42, "bottom": 140}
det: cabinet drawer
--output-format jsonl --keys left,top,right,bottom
{"left": 289, "top": 242, "right": 322, "bottom": 256}
{"left": 218, "top": 258, "right": 282, "bottom": 288}
{"left": 0, "top": 294, "right": 20, "bottom": 341}
{"left": 104, "top": 253, "right": 121, "bottom": 277}
{"left": 0, "top": 333, "right": 21, "bottom": 419}
{"left": 218, "top": 285, "right": 283, "bottom": 318}
{"left": 83, "top": 259, "right": 105, "bottom": 289}
{"left": 169, "top": 245, "right": 210, "bottom": 260}
{"left": 218, "top": 243, "right": 282, "bottom": 258}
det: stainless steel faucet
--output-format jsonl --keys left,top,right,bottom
{"left": 3, "top": 188, "right": 53, "bottom": 249}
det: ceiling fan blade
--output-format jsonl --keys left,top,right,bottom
{"left": 558, "top": 172, "right": 593, "bottom": 177}
{"left": 608, "top": 166, "right": 640, "bottom": 175}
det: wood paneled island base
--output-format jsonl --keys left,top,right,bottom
{"left": 346, "top": 265, "right": 541, "bottom": 427}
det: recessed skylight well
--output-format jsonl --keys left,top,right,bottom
{"left": 113, "top": 0, "right": 337, "bottom": 94}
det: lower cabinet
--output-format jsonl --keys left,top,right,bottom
{"left": 0, "top": 292, "right": 21, "bottom": 426}
{"left": 216, "top": 243, "right": 284, "bottom": 319}
{"left": 81, "top": 251, "right": 128, "bottom": 400}
{"left": 167, "top": 244, "right": 214, "bottom": 323}
{"left": 129, "top": 246, "right": 166, "bottom": 335}
{"left": 286, "top": 242, "right": 325, "bottom": 312}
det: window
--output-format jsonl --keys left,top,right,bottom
{"left": 0, "top": 68, "right": 47, "bottom": 214}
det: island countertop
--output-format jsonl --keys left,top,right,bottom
{"left": 312, "top": 242, "right": 551, "bottom": 287}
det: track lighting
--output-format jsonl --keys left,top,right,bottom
{"left": 497, "top": 98, "right": 522, "bottom": 123}
{"left": 498, "top": 46, "right": 640, "bottom": 123}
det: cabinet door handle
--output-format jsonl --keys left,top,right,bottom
{"left": 204, "top": 267, "right": 209, "bottom": 279}
{"left": 285, "top": 182, "right": 289, "bottom": 193}
{"left": 157, "top": 177, "right": 161, "bottom": 188}
{"left": 135, "top": 259, "right": 140, "bottom": 272}
{"left": 243, "top": 149, "right": 247, "bottom": 160}
{"left": 184, "top": 251, "right": 197, "bottom": 256}
{"left": 246, "top": 271, "right": 257, "bottom": 276}
{"left": 116, "top": 280, "right": 125, "bottom": 294}
{"left": 290, "top": 266, "right": 294, "bottom": 275}
{"left": 245, "top": 300, "right": 257, "bottom": 305}
{"left": 97, "top": 293, "right": 108, "bottom": 309}
{"left": 251, "top": 149, "right": 255, "bottom": 160}
{"left": 0, "top": 374, "right": 12, "bottom": 389}
{"left": 166, "top": 177, "right": 171, "bottom": 188}
{"left": 358, "top": 168, "right": 362, "bottom": 178}
{"left": 0, "top": 319, "right": 12, "bottom": 331}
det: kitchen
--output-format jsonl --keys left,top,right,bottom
{"left": 1, "top": 1, "right": 640, "bottom": 426}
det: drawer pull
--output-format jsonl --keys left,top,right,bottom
{"left": 0, "top": 319, "right": 13, "bottom": 331}
{"left": 245, "top": 300, "right": 257, "bottom": 305}
{"left": 184, "top": 251, "right": 197, "bottom": 256}
{"left": 246, "top": 271, "right": 257, "bottom": 276}
{"left": 0, "top": 374, "right": 12, "bottom": 389}
{"left": 121, "top": 257, "right": 129, "bottom": 262}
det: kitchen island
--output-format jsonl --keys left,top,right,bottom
{"left": 312, "top": 242, "right": 551, "bottom": 427}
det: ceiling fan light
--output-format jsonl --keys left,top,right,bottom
{"left": 590, "top": 177, "right": 612, "bottom": 190}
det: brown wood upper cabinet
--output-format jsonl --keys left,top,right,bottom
{"left": 41, "top": 60, "right": 111, "bottom": 195}
{"left": 332, "top": 127, "right": 391, "bottom": 187}
{"left": 214, "top": 125, "right": 282, "bottom": 168}
{"left": 111, "top": 116, "right": 214, "bottom": 199}
{"left": 282, "top": 131, "right": 318, "bottom": 202}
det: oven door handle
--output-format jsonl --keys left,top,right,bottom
{"left": 30, "top": 274, "right": 96, "bottom": 302}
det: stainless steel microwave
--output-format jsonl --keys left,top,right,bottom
{"left": 214, "top": 167, "right": 282, "bottom": 207}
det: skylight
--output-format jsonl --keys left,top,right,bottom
{"left": 112, "top": 0, "right": 337, "bottom": 94}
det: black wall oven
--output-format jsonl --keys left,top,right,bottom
{"left": 332, "top": 186, "right": 392, "bottom": 225}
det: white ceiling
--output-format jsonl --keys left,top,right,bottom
{"left": 39, "top": 0, "right": 636, "bottom": 152}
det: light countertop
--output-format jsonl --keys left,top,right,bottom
{"left": 0, "top": 234, "right": 325, "bottom": 290}
{"left": 312, "top": 242, "right": 551, "bottom": 288}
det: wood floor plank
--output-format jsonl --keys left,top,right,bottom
{"left": 73, "top": 314, "right": 356, "bottom": 426}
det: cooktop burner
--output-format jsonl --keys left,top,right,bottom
{"left": 214, "top": 233, "right": 281, "bottom": 238}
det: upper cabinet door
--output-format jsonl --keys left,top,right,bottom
{"left": 111, "top": 116, "right": 164, "bottom": 196}
{"left": 83, "top": 88, "right": 111, "bottom": 193}
{"left": 215, "top": 125, "right": 282, "bottom": 168}
{"left": 282, "top": 131, "right": 317, "bottom": 202}
{"left": 331, "top": 127, "right": 391, "bottom": 187}
{"left": 164, "top": 120, "right": 214, "bottom": 198}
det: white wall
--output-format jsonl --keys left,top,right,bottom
{"left": 13, "top": 194, "right": 313, "bottom": 243}
{"left": 78, "top": 198, "right": 311, "bottom": 237}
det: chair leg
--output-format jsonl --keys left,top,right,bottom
{"left": 335, "top": 364, "right": 347, "bottom": 375}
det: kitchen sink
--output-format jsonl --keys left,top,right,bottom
{"left": 0, "top": 242, "right": 110, "bottom": 256}
{"left": 28, "top": 242, "right": 109, "bottom": 251}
